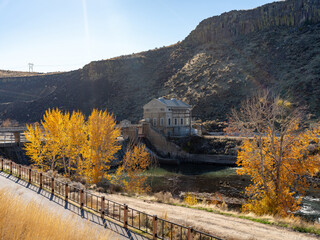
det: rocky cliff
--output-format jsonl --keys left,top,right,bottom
{"left": 0, "top": 0, "right": 320, "bottom": 123}
{"left": 185, "top": 0, "right": 320, "bottom": 45}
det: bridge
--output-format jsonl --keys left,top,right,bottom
{"left": 0, "top": 127, "right": 27, "bottom": 147}
{"left": 0, "top": 124, "right": 140, "bottom": 148}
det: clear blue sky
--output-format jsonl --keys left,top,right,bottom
{"left": 0, "top": 0, "right": 279, "bottom": 73}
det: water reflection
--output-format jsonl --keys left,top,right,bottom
{"left": 159, "top": 163, "right": 239, "bottom": 176}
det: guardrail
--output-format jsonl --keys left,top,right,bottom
{"left": 0, "top": 158, "right": 223, "bottom": 240}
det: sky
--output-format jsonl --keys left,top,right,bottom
{"left": 0, "top": 0, "right": 279, "bottom": 73}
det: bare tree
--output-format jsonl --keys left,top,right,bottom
{"left": 226, "top": 91, "right": 320, "bottom": 216}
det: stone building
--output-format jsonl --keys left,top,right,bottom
{"left": 143, "top": 97, "right": 192, "bottom": 137}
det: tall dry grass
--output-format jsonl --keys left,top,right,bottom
{"left": 0, "top": 189, "right": 110, "bottom": 240}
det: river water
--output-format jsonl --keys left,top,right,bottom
{"left": 149, "top": 163, "right": 320, "bottom": 221}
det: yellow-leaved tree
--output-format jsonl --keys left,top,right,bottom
{"left": 24, "top": 123, "right": 47, "bottom": 170}
{"left": 65, "top": 111, "right": 86, "bottom": 176}
{"left": 81, "top": 109, "right": 121, "bottom": 184}
{"left": 227, "top": 91, "right": 320, "bottom": 217}
{"left": 41, "top": 108, "right": 66, "bottom": 171}
{"left": 24, "top": 108, "right": 123, "bottom": 184}
{"left": 112, "top": 144, "right": 151, "bottom": 194}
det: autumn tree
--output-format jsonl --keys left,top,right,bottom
{"left": 41, "top": 108, "right": 66, "bottom": 171}
{"left": 227, "top": 91, "right": 320, "bottom": 217}
{"left": 24, "top": 108, "right": 124, "bottom": 184}
{"left": 112, "top": 144, "right": 151, "bottom": 194}
{"left": 24, "top": 108, "right": 73, "bottom": 173}
{"left": 24, "top": 123, "right": 47, "bottom": 170}
{"left": 65, "top": 111, "right": 86, "bottom": 176}
{"left": 80, "top": 109, "right": 121, "bottom": 184}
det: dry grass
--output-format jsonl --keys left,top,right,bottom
{"left": 0, "top": 189, "right": 110, "bottom": 240}
{"left": 154, "top": 191, "right": 176, "bottom": 204}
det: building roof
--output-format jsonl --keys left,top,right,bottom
{"left": 156, "top": 97, "right": 191, "bottom": 108}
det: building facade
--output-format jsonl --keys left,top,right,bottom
{"left": 143, "top": 97, "right": 192, "bottom": 137}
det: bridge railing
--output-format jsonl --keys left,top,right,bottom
{"left": 0, "top": 158, "right": 223, "bottom": 240}
{"left": 0, "top": 133, "right": 15, "bottom": 146}
{"left": 0, "top": 132, "right": 28, "bottom": 146}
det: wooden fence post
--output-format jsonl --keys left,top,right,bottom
{"left": 51, "top": 177, "right": 54, "bottom": 194}
{"left": 123, "top": 204, "right": 128, "bottom": 228}
{"left": 80, "top": 189, "right": 84, "bottom": 208}
{"left": 65, "top": 183, "right": 68, "bottom": 201}
{"left": 9, "top": 161, "right": 12, "bottom": 175}
{"left": 153, "top": 215, "right": 158, "bottom": 240}
{"left": 18, "top": 165, "right": 21, "bottom": 178}
{"left": 39, "top": 173, "right": 42, "bottom": 189}
{"left": 187, "top": 227, "right": 193, "bottom": 240}
{"left": 101, "top": 196, "right": 105, "bottom": 218}
{"left": 28, "top": 168, "right": 31, "bottom": 183}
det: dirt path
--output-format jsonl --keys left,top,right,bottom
{"left": 103, "top": 193, "right": 319, "bottom": 240}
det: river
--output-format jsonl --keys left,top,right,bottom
{"left": 148, "top": 163, "right": 320, "bottom": 221}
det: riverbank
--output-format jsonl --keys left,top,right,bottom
{"left": 143, "top": 164, "right": 320, "bottom": 221}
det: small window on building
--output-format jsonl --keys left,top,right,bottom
{"left": 160, "top": 118, "right": 164, "bottom": 126}
{"left": 181, "top": 118, "right": 184, "bottom": 125}
{"left": 145, "top": 109, "right": 150, "bottom": 112}
{"left": 174, "top": 118, "right": 177, "bottom": 126}
{"left": 146, "top": 118, "right": 150, "bottom": 122}
{"left": 186, "top": 118, "right": 189, "bottom": 125}
{"left": 160, "top": 108, "right": 164, "bottom": 111}
{"left": 168, "top": 118, "right": 171, "bottom": 126}
{"left": 153, "top": 118, "right": 157, "bottom": 126}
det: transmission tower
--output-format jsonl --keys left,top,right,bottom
{"left": 28, "top": 63, "right": 34, "bottom": 72}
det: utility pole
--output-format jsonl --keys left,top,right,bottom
{"left": 28, "top": 63, "right": 34, "bottom": 72}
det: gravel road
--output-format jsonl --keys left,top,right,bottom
{"left": 104, "top": 194, "right": 320, "bottom": 240}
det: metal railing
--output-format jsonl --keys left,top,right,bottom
{"left": 0, "top": 158, "right": 223, "bottom": 240}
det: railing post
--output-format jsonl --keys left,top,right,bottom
{"left": 65, "top": 183, "right": 68, "bottom": 201}
{"left": 123, "top": 204, "right": 128, "bottom": 228}
{"left": 18, "top": 165, "right": 21, "bottom": 178}
{"left": 28, "top": 168, "right": 31, "bottom": 183}
{"left": 101, "top": 196, "right": 105, "bottom": 218}
{"left": 80, "top": 189, "right": 84, "bottom": 208}
{"left": 51, "top": 177, "right": 54, "bottom": 194}
{"left": 9, "top": 161, "right": 12, "bottom": 175}
{"left": 1, "top": 158, "right": 3, "bottom": 171}
{"left": 39, "top": 173, "right": 43, "bottom": 189}
{"left": 187, "top": 226, "right": 193, "bottom": 240}
{"left": 153, "top": 215, "right": 157, "bottom": 240}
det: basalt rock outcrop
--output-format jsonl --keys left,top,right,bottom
{"left": 185, "top": 0, "right": 320, "bottom": 45}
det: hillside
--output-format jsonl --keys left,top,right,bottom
{"left": 0, "top": 0, "right": 320, "bottom": 123}
{"left": 0, "top": 70, "right": 45, "bottom": 78}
